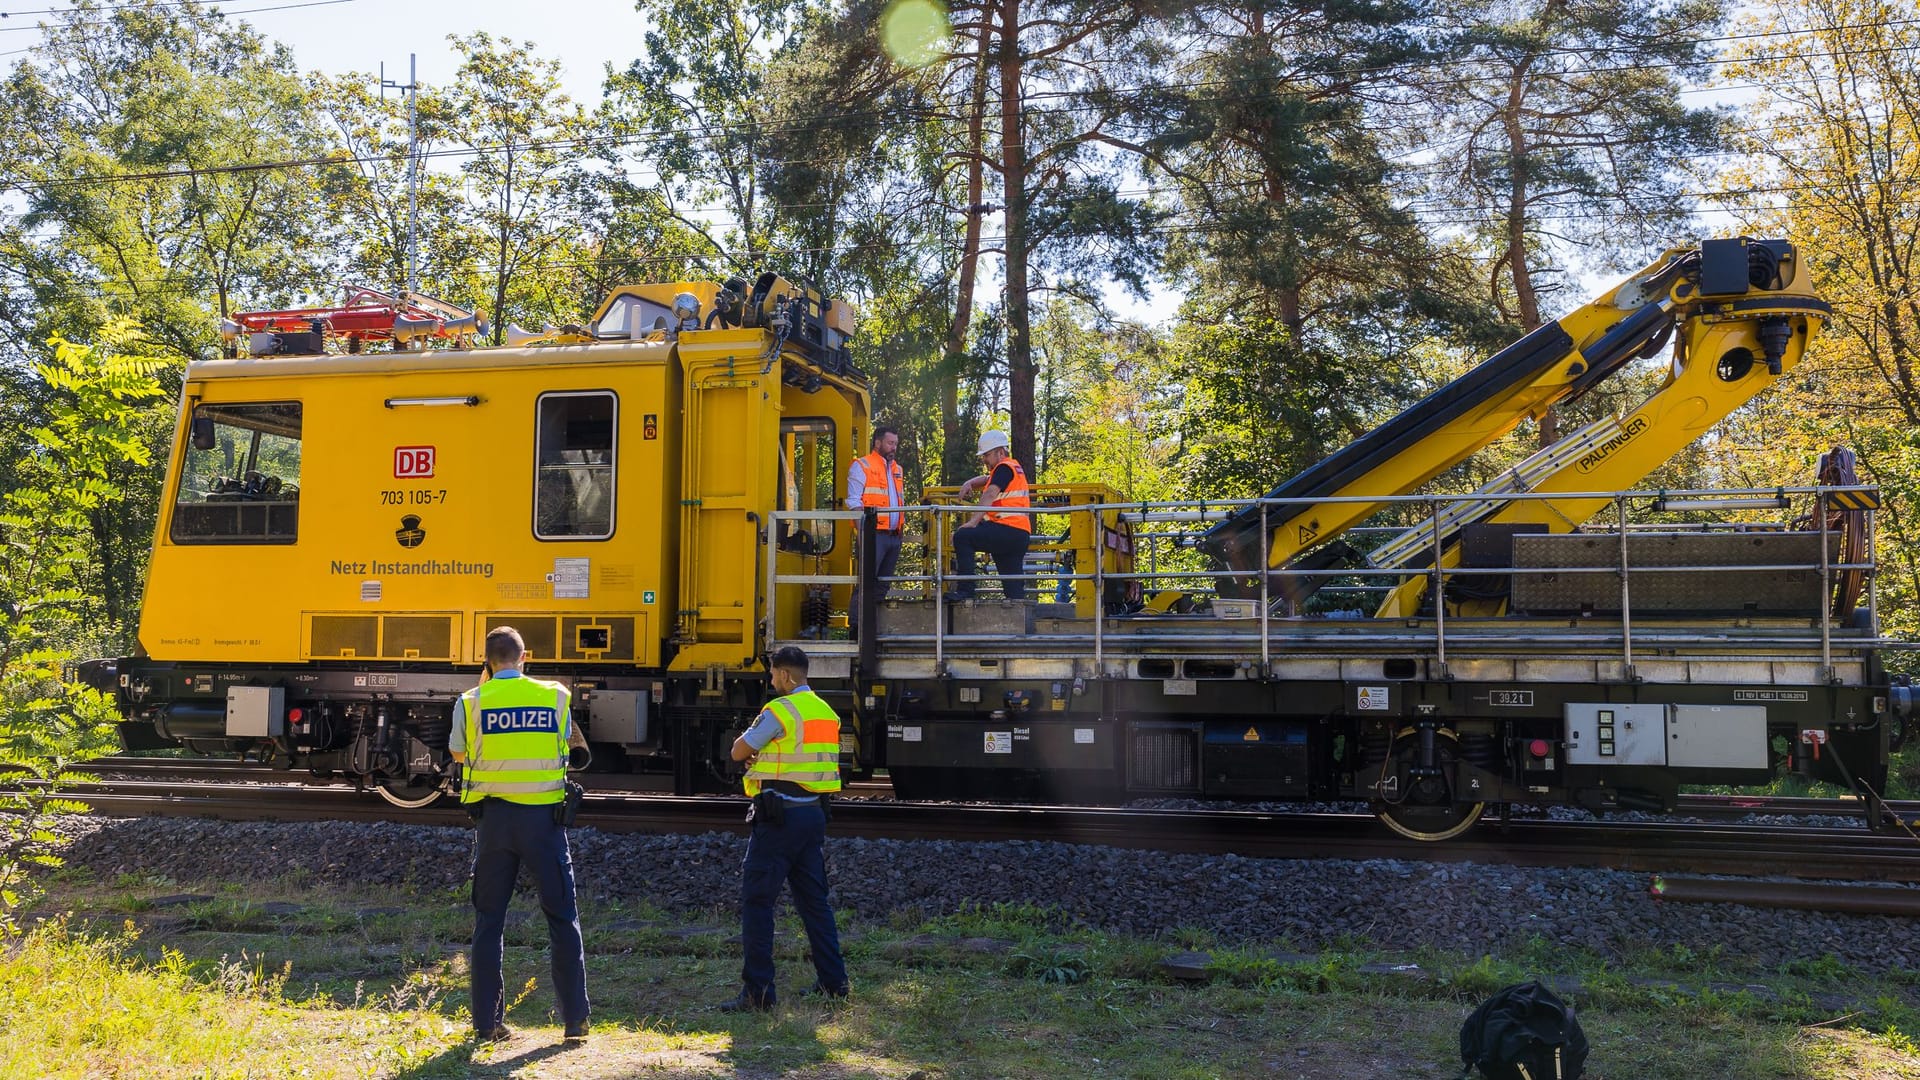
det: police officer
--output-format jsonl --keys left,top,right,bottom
{"left": 948, "top": 429, "right": 1033, "bottom": 600}
{"left": 451, "top": 626, "right": 591, "bottom": 1044}
{"left": 846, "top": 424, "right": 906, "bottom": 635}
{"left": 719, "top": 645, "right": 849, "bottom": 1011}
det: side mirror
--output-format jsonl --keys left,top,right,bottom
{"left": 190, "top": 414, "right": 216, "bottom": 451}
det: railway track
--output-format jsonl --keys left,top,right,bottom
{"left": 60, "top": 769, "right": 1920, "bottom": 884}
{"left": 79, "top": 755, "right": 1913, "bottom": 821}
{"left": 76, "top": 756, "right": 894, "bottom": 796}
{"left": 77, "top": 754, "right": 1917, "bottom": 824}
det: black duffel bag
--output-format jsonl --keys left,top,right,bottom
{"left": 1458, "top": 980, "right": 1588, "bottom": 1080}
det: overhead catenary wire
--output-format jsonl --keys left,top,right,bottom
{"left": 0, "top": 0, "right": 355, "bottom": 33}
{"left": 0, "top": 2, "right": 1911, "bottom": 314}
{"left": 0, "top": 188, "right": 1888, "bottom": 305}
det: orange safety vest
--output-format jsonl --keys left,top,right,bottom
{"left": 856, "top": 452, "right": 904, "bottom": 532}
{"left": 984, "top": 457, "right": 1033, "bottom": 533}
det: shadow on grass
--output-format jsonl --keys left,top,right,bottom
{"left": 388, "top": 1043, "right": 489, "bottom": 1080}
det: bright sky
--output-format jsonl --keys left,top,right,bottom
{"left": 287, "top": 0, "right": 634, "bottom": 102}
{"left": 5, "top": 0, "right": 1739, "bottom": 326}
{"left": 4, "top": 0, "right": 1178, "bottom": 320}
{"left": 5, "top": 0, "right": 638, "bottom": 104}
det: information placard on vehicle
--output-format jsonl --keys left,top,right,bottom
{"left": 551, "top": 558, "right": 591, "bottom": 599}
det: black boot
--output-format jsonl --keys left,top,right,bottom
{"left": 717, "top": 988, "right": 774, "bottom": 1012}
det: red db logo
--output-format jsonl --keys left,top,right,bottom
{"left": 394, "top": 446, "right": 436, "bottom": 478}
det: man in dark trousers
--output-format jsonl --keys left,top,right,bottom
{"left": 947, "top": 429, "right": 1033, "bottom": 600}
{"left": 845, "top": 423, "right": 906, "bottom": 634}
{"left": 719, "top": 645, "right": 850, "bottom": 1011}
{"left": 452, "top": 626, "right": 591, "bottom": 1043}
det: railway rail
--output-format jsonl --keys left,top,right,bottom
{"left": 77, "top": 756, "right": 1916, "bottom": 821}
{"left": 57, "top": 772, "right": 1920, "bottom": 885}
{"left": 75, "top": 756, "right": 896, "bottom": 796}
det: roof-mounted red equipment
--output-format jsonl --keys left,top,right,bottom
{"left": 221, "top": 286, "right": 488, "bottom": 357}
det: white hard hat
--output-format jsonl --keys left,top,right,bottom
{"left": 976, "top": 430, "right": 1010, "bottom": 456}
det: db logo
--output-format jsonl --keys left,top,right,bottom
{"left": 394, "top": 446, "right": 435, "bottom": 478}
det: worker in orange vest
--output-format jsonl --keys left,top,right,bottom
{"left": 845, "top": 424, "right": 905, "bottom": 634}
{"left": 948, "top": 430, "right": 1032, "bottom": 601}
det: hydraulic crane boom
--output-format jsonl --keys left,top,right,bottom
{"left": 1198, "top": 239, "right": 1830, "bottom": 590}
{"left": 1369, "top": 247, "right": 1830, "bottom": 616}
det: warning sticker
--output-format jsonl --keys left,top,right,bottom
{"left": 550, "top": 558, "right": 591, "bottom": 599}
{"left": 1243, "top": 726, "right": 1261, "bottom": 741}
{"left": 984, "top": 731, "right": 1013, "bottom": 754}
{"left": 1074, "top": 728, "right": 1095, "bottom": 744}
{"left": 1356, "top": 686, "right": 1391, "bottom": 711}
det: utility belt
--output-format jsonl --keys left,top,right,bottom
{"left": 464, "top": 783, "right": 584, "bottom": 827}
{"left": 747, "top": 783, "right": 831, "bottom": 828}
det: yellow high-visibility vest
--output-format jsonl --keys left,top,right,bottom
{"left": 743, "top": 689, "right": 842, "bottom": 796}
{"left": 457, "top": 674, "right": 570, "bottom": 806}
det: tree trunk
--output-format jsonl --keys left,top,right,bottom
{"left": 997, "top": 0, "right": 1036, "bottom": 476}
{"left": 942, "top": 15, "right": 993, "bottom": 483}
{"left": 1501, "top": 66, "right": 1550, "bottom": 445}
{"left": 89, "top": 505, "right": 119, "bottom": 632}
{"left": 1266, "top": 175, "right": 1302, "bottom": 334}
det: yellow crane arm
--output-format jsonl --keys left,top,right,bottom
{"left": 1199, "top": 239, "right": 1828, "bottom": 588}
{"left": 1372, "top": 250, "right": 1829, "bottom": 616}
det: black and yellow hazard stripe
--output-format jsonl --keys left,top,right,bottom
{"left": 1825, "top": 489, "right": 1882, "bottom": 511}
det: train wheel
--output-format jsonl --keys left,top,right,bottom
{"left": 375, "top": 779, "right": 446, "bottom": 809}
{"left": 1372, "top": 798, "right": 1484, "bottom": 842}
{"left": 1367, "top": 726, "right": 1484, "bottom": 841}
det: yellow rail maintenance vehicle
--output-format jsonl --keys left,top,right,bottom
{"left": 88, "top": 276, "right": 866, "bottom": 805}
{"left": 85, "top": 238, "right": 1917, "bottom": 839}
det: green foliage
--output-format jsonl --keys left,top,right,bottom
{"left": 1416, "top": 0, "right": 1726, "bottom": 323}
{"left": 1780, "top": 954, "right": 1855, "bottom": 982}
{"left": 1033, "top": 302, "right": 1180, "bottom": 497}
{"left": 1004, "top": 945, "right": 1090, "bottom": 985}
{"left": 1170, "top": 315, "right": 1423, "bottom": 497}
{"left": 0, "top": 920, "right": 463, "bottom": 1076}
{"left": 608, "top": 0, "right": 819, "bottom": 262}
{"left": 0, "top": 0, "right": 335, "bottom": 354}
{"left": 0, "top": 326, "right": 164, "bottom": 932}
{"left": 430, "top": 33, "right": 614, "bottom": 336}
{"left": 1441, "top": 953, "right": 1520, "bottom": 997}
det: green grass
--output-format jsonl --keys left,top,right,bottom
{"left": 0, "top": 917, "right": 464, "bottom": 1077}
{"left": 6, "top": 880, "right": 1920, "bottom": 1078}
{"left": 1680, "top": 742, "right": 1920, "bottom": 801}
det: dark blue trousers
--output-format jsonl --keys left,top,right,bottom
{"left": 953, "top": 521, "right": 1031, "bottom": 599}
{"left": 740, "top": 800, "right": 848, "bottom": 1001}
{"left": 470, "top": 799, "right": 589, "bottom": 1032}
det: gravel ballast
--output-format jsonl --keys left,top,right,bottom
{"left": 57, "top": 815, "right": 1920, "bottom": 973}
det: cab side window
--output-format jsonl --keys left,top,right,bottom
{"left": 535, "top": 391, "right": 617, "bottom": 540}
{"left": 169, "top": 402, "right": 302, "bottom": 544}
{"left": 776, "top": 418, "right": 835, "bottom": 555}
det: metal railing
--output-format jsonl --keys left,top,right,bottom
{"left": 763, "top": 485, "right": 1891, "bottom": 677}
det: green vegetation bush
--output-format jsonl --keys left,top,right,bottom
{"left": 0, "top": 325, "right": 165, "bottom": 931}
